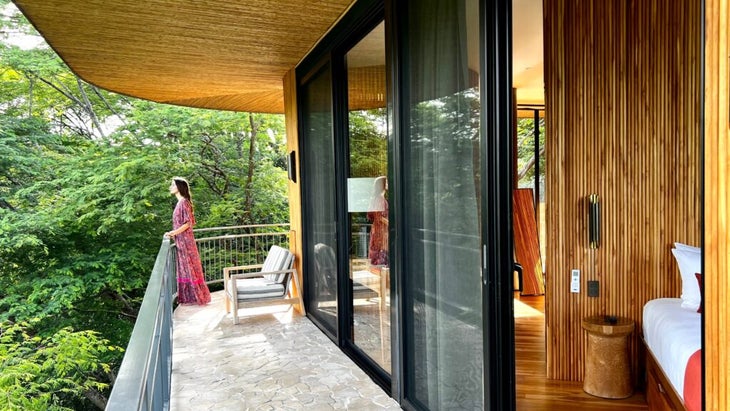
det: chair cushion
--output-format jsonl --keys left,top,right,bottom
{"left": 261, "top": 245, "right": 293, "bottom": 283}
{"left": 235, "top": 278, "right": 286, "bottom": 300}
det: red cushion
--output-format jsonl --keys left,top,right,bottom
{"left": 684, "top": 349, "right": 702, "bottom": 411}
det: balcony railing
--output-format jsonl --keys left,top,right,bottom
{"left": 106, "top": 239, "right": 176, "bottom": 411}
{"left": 105, "top": 224, "right": 290, "bottom": 410}
{"left": 194, "top": 224, "right": 291, "bottom": 284}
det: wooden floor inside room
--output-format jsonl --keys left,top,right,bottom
{"left": 514, "top": 292, "right": 648, "bottom": 411}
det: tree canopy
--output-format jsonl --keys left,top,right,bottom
{"left": 0, "top": 5, "right": 289, "bottom": 409}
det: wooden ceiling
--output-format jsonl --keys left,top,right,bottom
{"left": 13, "top": 0, "right": 546, "bottom": 113}
{"left": 13, "top": 0, "right": 356, "bottom": 113}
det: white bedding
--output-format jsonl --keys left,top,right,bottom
{"left": 643, "top": 298, "right": 702, "bottom": 400}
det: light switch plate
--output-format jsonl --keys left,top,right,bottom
{"left": 570, "top": 269, "right": 580, "bottom": 293}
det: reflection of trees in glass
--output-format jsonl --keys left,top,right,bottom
{"left": 348, "top": 108, "right": 387, "bottom": 178}
{"left": 407, "top": 88, "right": 483, "bottom": 410}
{"left": 409, "top": 88, "right": 480, "bottom": 235}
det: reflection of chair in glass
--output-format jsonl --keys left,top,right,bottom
{"left": 314, "top": 243, "right": 381, "bottom": 304}
{"left": 223, "top": 245, "right": 304, "bottom": 324}
{"left": 314, "top": 243, "right": 337, "bottom": 301}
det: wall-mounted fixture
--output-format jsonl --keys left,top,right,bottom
{"left": 287, "top": 151, "right": 297, "bottom": 183}
{"left": 588, "top": 194, "right": 600, "bottom": 249}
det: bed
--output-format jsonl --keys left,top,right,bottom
{"left": 643, "top": 298, "right": 702, "bottom": 411}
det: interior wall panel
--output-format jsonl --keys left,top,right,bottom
{"left": 544, "top": 0, "right": 701, "bottom": 381}
{"left": 704, "top": 0, "right": 729, "bottom": 409}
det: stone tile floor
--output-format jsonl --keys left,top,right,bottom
{"left": 171, "top": 290, "right": 401, "bottom": 410}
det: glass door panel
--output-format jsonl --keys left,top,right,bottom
{"left": 345, "top": 22, "right": 391, "bottom": 373}
{"left": 300, "top": 64, "right": 339, "bottom": 336}
{"left": 401, "top": 0, "right": 483, "bottom": 409}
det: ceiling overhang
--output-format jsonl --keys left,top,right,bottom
{"left": 13, "top": 0, "right": 544, "bottom": 113}
{"left": 13, "top": 0, "right": 356, "bottom": 114}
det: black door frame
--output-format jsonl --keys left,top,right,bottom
{"left": 480, "top": 0, "right": 516, "bottom": 409}
{"left": 298, "top": 0, "right": 516, "bottom": 409}
{"left": 297, "top": 0, "right": 392, "bottom": 393}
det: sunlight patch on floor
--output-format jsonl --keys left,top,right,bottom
{"left": 513, "top": 298, "right": 543, "bottom": 318}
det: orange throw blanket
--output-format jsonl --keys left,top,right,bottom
{"left": 683, "top": 349, "right": 701, "bottom": 411}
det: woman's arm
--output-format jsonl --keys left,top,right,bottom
{"left": 165, "top": 222, "right": 190, "bottom": 239}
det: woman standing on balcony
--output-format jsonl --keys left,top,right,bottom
{"left": 165, "top": 177, "right": 211, "bottom": 305}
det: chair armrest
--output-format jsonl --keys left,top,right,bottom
{"left": 224, "top": 264, "right": 264, "bottom": 274}
{"left": 230, "top": 268, "right": 296, "bottom": 280}
{"left": 224, "top": 264, "right": 264, "bottom": 281}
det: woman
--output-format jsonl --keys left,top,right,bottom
{"left": 367, "top": 176, "right": 389, "bottom": 266}
{"left": 165, "top": 177, "right": 211, "bottom": 305}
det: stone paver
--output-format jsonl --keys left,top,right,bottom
{"left": 171, "top": 291, "right": 401, "bottom": 410}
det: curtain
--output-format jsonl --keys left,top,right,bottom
{"left": 403, "top": 0, "right": 483, "bottom": 409}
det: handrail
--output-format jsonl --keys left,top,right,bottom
{"left": 106, "top": 239, "right": 175, "bottom": 411}
{"left": 195, "top": 231, "right": 288, "bottom": 242}
{"left": 193, "top": 223, "right": 290, "bottom": 234}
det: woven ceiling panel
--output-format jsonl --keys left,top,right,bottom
{"left": 14, "top": 0, "right": 356, "bottom": 113}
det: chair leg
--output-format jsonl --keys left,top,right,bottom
{"left": 223, "top": 268, "right": 231, "bottom": 313}
{"left": 233, "top": 297, "right": 239, "bottom": 325}
{"left": 291, "top": 269, "right": 306, "bottom": 316}
{"left": 298, "top": 294, "right": 306, "bottom": 316}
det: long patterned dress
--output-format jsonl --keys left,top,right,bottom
{"left": 172, "top": 199, "right": 211, "bottom": 305}
{"left": 367, "top": 197, "right": 389, "bottom": 266}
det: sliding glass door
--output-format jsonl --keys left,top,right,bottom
{"left": 298, "top": 2, "right": 392, "bottom": 387}
{"left": 397, "top": 0, "right": 485, "bottom": 408}
{"left": 344, "top": 22, "right": 391, "bottom": 374}
{"left": 300, "top": 63, "right": 339, "bottom": 337}
{"left": 298, "top": 0, "right": 515, "bottom": 409}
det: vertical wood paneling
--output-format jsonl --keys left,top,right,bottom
{"left": 704, "top": 1, "right": 729, "bottom": 409}
{"left": 544, "top": 0, "right": 701, "bottom": 381}
{"left": 283, "top": 69, "right": 304, "bottom": 312}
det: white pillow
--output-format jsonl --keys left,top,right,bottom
{"left": 671, "top": 248, "right": 702, "bottom": 311}
{"left": 674, "top": 242, "right": 701, "bottom": 254}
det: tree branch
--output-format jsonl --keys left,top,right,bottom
{"left": 28, "top": 72, "right": 84, "bottom": 107}
{"left": 0, "top": 198, "right": 16, "bottom": 211}
{"left": 76, "top": 76, "right": 105, "bottom": 138}
{"left": 517, "top": 146, "right": 546, "bottom": 181}
{"left": 91, "top": 86, "right": 127, "bottom": 129}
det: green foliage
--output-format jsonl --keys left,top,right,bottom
{"left": 349, "top": 109, "right": 387, "bottom": 178}
{"left": 516, "top": 116, "right": 546, "bottom": 189}
{"left": 118, "top": 102, "right": 289, "bottom": 225}
{"left": 0, "top": 321, "right": 120, "bottom": 411}
{"left": 0, "top": 5, "right": 290, "bottom": 409}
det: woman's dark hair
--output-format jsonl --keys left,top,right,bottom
{"left": 173, "top": 177, "right": 194, "bottom": 208}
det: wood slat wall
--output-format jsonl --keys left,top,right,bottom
{"left": 704, "top": 1, "right": 729, "bottom": 409}
{"left": 544, "top": 0, "right": 701, "bottom": 381}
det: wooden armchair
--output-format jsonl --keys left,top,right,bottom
{"left": 223, "top": 245, "right": 304, "bottom": 324}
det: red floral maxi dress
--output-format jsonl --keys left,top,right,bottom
{"left": 172, "top": 199, "right": 211, "bottom": 305}
{"left": 367, "top": 197, "right": 389, "bottom": 266}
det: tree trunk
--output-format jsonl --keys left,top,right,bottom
{"left": 244, "top": 113, "right": 258, "bottom": 224}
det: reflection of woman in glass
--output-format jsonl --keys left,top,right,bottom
{"left": 367, "top": 176, "right": 389, "bottom": 266}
